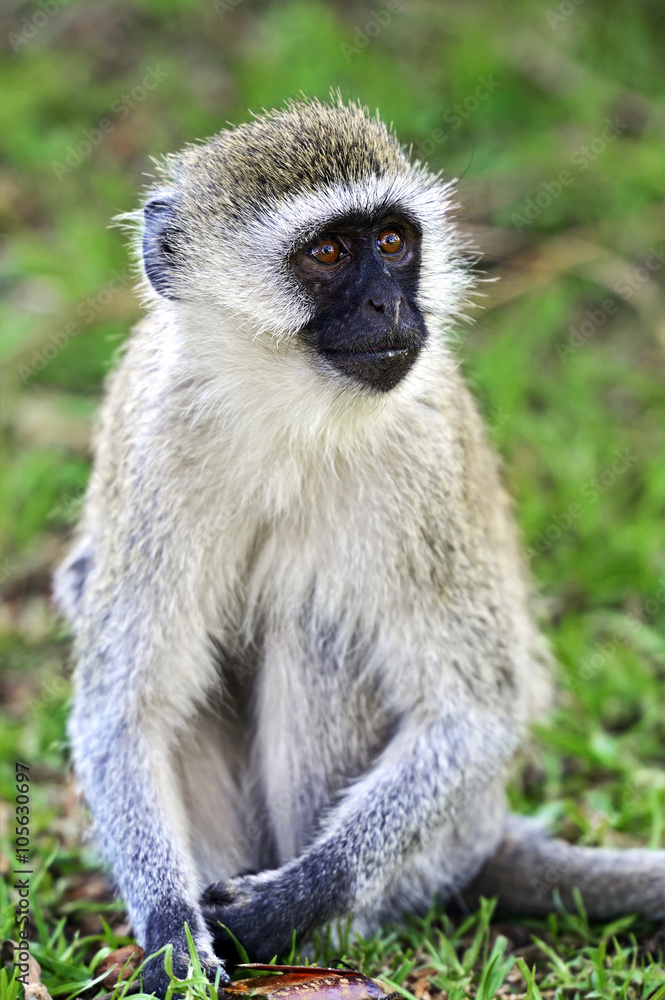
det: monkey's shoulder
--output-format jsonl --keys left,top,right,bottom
{"left": 398, "top": 375, "right": 509, "bottom": 512}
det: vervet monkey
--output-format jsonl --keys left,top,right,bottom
{"left": 55, "top": 98, "right": 664, "bottom": 996}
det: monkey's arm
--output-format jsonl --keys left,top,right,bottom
{"left": 69, "top": 631, "right": 226, "bottom": 996}
{"left": 202, "top": 707, "right": 515, "bottom": 960}
{"left": 57, "top": 331, "right": 231, "bottom": 995}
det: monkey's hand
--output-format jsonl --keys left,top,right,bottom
{"left": 142, "top": 904, "right": 230, "bottom": 997}
{"left": 203, "top": 712, "right": 520, "bottom": 965}
{"left": 201, "top": 866, "right": 329, "bottom": 964}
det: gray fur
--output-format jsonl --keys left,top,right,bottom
{"left": 55, "top": 98, "right": 664, "bottom": 995}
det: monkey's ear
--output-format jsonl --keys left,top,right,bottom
{"left": 142, "top": 196, "right": 184, "bottom": 299}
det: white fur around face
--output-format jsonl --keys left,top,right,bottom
{"left": 184, "top": 172, "right": 472, "bottom": 333}
{"left": 136, "top": 168, "right": 476, "bottom": 465}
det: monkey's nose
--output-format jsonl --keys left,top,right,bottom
{"left": 368, "top": 298, "right": 386, "bottom": 312}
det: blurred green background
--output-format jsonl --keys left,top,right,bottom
{"left": 1, "top": 0, "right": 664, "bottom": 995}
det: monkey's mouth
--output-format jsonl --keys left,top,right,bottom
{"left": 322, "top": 341, "right": 420, "bottom": 392}
{"left": 326, "top": 346, "right": 410, "bottom": 363}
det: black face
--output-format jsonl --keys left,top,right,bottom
{"left": 292, "top": 211, "right": 427, "bottom": 392}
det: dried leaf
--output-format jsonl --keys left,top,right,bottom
{"left": 407, "top": 970, "right": 437, "bottom": 1000}
{"left": 96, "top": 945, "right": 144, "bottom": 987}
{"left": 224, "top": 964, "right": 395, "bottom": 1000}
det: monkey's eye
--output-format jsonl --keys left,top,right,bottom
{"left": 309, "top": 237, "right": 344, "bottom": 264}
{"left": 377, "top": 229, "right": 403, "bottom": 255}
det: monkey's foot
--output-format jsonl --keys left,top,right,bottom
{"left": 142, "top": 950, "right": 225, "bottom": 999}
{"left": 142, "top": 906, "right": 228, "bottom": 997}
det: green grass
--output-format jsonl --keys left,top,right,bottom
{"left": 1, "top": 0, "right": 664, "bottom": 997}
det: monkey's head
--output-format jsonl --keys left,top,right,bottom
{"left": 140, "top": 97, "right": 472, "bottom": 395}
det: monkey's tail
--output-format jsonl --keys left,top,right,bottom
{"left": 462, "top": 815, "right": 665, "bottom": 920}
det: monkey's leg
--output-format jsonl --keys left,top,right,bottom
{"left": 174, "top": 704, "right": 270, "bottom": 885}
{"left": 201, "top": 708, "right": 517, "bottom": 960}
{"left": 69, "top": 664, "right": 226, "bottom": 996}
{"left": 461, "top": 814, "right": 665, "bottom": 919}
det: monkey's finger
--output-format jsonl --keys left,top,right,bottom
{"left": 202, "top": 881, "right": 238, "bottom": 906}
